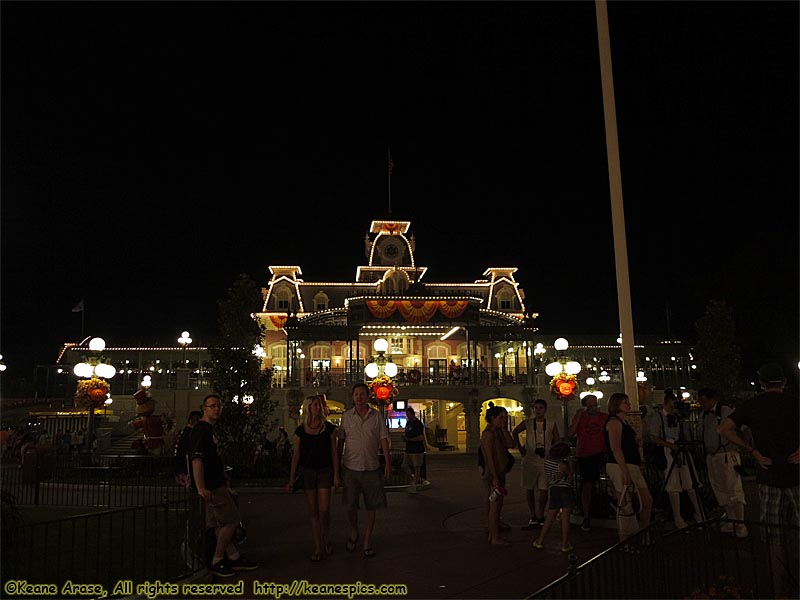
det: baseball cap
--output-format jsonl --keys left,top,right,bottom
{"left": 758, "top": 363, "right": 785, "bottom": 383}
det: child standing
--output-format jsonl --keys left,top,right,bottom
{"left": 533, "top": 441, "right": 575, "bottom": 553}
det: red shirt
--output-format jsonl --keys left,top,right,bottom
{"left": 573, "top": 411, "right": 608, "bottom": 457}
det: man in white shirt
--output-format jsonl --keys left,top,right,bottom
{"left": 337, "top": 382, "right": 391, "bottom": 558}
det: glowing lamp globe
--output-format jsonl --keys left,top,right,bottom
{"left": 565, "top": 361, "right": 582, "bottom": 375}
{"left": 94, "top": 363, "right": 116, "bottom": 379}
{"left": 73, "top": 362, "right": 94, "bottom": 378}
{"left": 365, "top": 363, "right": 380, "bottom": 378}
{"left": 373, "top": 338, "right": 389, "bottom": 353}
{"left": 545, "top": 362, "right": 563, "bottom": 377}
{"left": 384, "top": 361, "right": 398, "bottom": 378}
{"left": 554, "top": 338, "right": 569, "bottom": 352}
{"left": 89, "top": 337, "right": 106, "bottom": 352}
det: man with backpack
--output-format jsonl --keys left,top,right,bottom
{"left": 698, "top": 388, "right": 747, "bottom": 537}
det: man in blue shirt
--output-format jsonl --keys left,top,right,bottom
{"left": 403, "top": 406, "right": 427, "bottom": 493}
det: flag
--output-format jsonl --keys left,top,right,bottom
{"left": 72, "top": 300, "right": 84, "bottom": 313}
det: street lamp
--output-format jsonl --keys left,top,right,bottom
{"left": 544, "top": 337, "right": 581, "bottom": 438}
{"left": 580, "top": 377, "right": 604, "bottom": 401}
{"left": 178, "top": 331, "right": 192, "bottom": 366}
{"left": 72, "top": 337, "right": 116, "bottom": 452}
{"left": 365, "top": 338, "right": 398, "bottom": 403}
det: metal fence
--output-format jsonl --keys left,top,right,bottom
{"left": 2, "top": 454, "right": 191, "bottom": 507}
{"left": 529, "top": 518, "right": 799, "bottom": 599}
{"left": 1, "top": 447, "right": 420, "bottom": 509}
{"left": 1, "top": 495, "right": 206, "bottom": 597}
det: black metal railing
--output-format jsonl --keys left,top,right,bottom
{"left": 0, "top": 495, "right": 206, "bottom": 596}
{"left": 1, "top": 454, "right": 191, "bottom": 507}
{"left": 529, "top": 518, "right": 799, "bottom": 599}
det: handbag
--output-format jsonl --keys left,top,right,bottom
{"left": 616, "top": 484, "right": 641, "bottom": 538}
{"left": 505, "top": 449, "right": 516, "bottom": 473}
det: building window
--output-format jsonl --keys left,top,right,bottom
{"left": 313, "top": 292, "right": 329, "bottom": 312}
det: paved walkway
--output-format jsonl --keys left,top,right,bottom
{"left": 219, "top": 452, "right": 622, "bottom": 599}
{"left": 189, "top": 451, "right": 763, "bottom": 600}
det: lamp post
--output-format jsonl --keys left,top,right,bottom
{"left": 73, "top": 337, "right": 116, "bottom": 453}
{"left": 365, "top": 338, "right": 398, "bottom": 421}
{"left": 544, "top": 337, "right": 581, "bottom": 439}
{"left": 178, "top": 331, "right": 192, "bottom": 366}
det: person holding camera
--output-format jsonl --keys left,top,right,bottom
{"left": 513, "top": 398, "right": 560, "bottom": 529}
{"left": 650, "top": 393, "right": 704, "bottom": 530}
{"left": 697, "top": 388, "right": 747, "bottom": 537}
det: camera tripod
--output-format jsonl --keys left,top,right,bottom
{"left": 657, "top": 440, "right": 707, "bottom": 523}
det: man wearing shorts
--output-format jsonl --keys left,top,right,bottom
{"left": 337, "top": 383, "right": 391, "bottom": 557}
{"left": 718, "top": 363, "right": 799, "bottom": 598}
{"left": 189, "top": 394, "right": 259, "bottom": 577}
{"left": 402, "top": 406, "right": 426, "bottom": 493}
{"left": 513, "top": 398, "right": 560, "bottom": 528}
{"left": 567, "top": 393, "right": 607, "bottom": 531}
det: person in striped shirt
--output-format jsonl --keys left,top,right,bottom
{"left": 532, "top": 441, "right": 576, "bottom": 553}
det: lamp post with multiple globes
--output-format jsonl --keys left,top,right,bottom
{"left": 178, "top": 331, "right": 192, "bottom": 365}
{"left": 544, "top": 337, "right": 582, "bottom": 438}
{"left": 365, "top": 338, "right": 399, "bottom": 420}
{"left": 73, "top": 337, "right": 116, "bottom": 452}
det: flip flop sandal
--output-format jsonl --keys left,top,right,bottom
{"left": 324, "top": 542, "right": 333, "bottom": 555}
{"left": 363, "top": 547, "right": 376, "bottom": 557}
{"left": 346, "top": 535, "right": 358, "bottom": 552}
{"left": 310, "top": 553, "right": 322, "bottom": 562}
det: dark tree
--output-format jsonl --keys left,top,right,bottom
{"left": 207, "top": 274, "right": 276, "bottom": 466}
{"left": 693, "top": 299, "right": 742, "bottom": 402}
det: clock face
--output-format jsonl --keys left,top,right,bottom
{"left": 383, "top": 243, "right": 399, "bottom": 259}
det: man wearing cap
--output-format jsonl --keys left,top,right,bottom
{"left": 717, "top": 363, "right": 799, "bottom": 598}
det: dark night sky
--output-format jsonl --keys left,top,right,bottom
{"left": 1, "top": 2, "right": 798, "bottom": 385}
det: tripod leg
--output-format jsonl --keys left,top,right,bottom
{"left": 684, "top": 448, "right": 706, "bottom": 522}
{"left": 669, "top": 492, "right": 687, "bottom": 528}
{"left": 686, "top": 488, "right": 703, "bottom": 523}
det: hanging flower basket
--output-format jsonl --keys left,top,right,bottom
{"left": 368, "top": 375, "right": 397, "bottom": 403}
{"left": 549, "top": 373, "right": 577, "bottom": 401}
{"left": 74, "top": 376, "right": 110, "bottom": 409}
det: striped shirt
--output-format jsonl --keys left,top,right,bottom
{"left": 544, "top": 457, "right": 573, "bottom": 489}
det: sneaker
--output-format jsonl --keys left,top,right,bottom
{"left": 210, "top": 560, "right": 236, "bottom": 578}
{"left": 720, "top": 522, "right": 734, "bottom": 534}
{"left": 407, "top": 484, "right": 417, "bottom": 493}
{"left": 532, "top": 540, "right": 544, "bottom": 549}
{"left": 561, "top": 544, "right": 574, "bottom": 553}
{"left": 734, "top": 524, "right": 749, "bottom": 538}
{"left": 420, "top": 479, "right": 430, "bottom": 486}
{"left": 226, "top": 556, "right": 260, "bottom": 571}
{"left": 581, "top": 517, "right": 591, "bottom": 532}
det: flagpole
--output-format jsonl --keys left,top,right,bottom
{"left": 387, "top": 146, "right": 393, "bottom": 216}
{"left": 81, "top": 305, "right": 85, "bottom": 339}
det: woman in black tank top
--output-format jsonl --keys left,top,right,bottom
{"left": 604, "top": 392, "right": 653, "bottom": 541}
